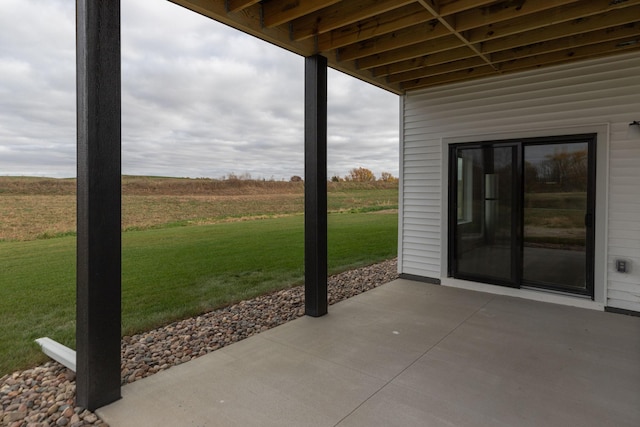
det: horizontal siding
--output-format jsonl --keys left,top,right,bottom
{"left": 609, "top": 229, "right": 640, "bottom": 240}
{"left": 607, "top": 299, "right": 640, "bottom": 313}
{"left": 403, "top": 82, "right": 637, "bottom": 117}
{"left": 400, "top": 51, "right": 640, "bottom": 312}
{"left": 404, "top": 87, "right": 637, "bottom": 123}
{"left": 608, "top": 291, "right": 640, "bottom": 305}
{"left": 404, "top": 98, "right": 638, "bottom": 129}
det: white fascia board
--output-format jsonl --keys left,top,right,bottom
{"left": 35, "top": 337, "right": 76, "bottom": 372}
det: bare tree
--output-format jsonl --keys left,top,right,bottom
{"left": 346, "top": 167, "right": 376, "bottom": 182}
{"left": 379, "top": 172, "right": 398, "bottom": 183}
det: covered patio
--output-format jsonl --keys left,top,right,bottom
{"left": 97, "top": 278, "right": 640, "bottom": 426}
{"left": 73, "top": 0, "right": 640, "bottom": 413}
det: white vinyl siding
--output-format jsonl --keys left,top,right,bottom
{"left": 399, "top": 51, "right": 640, "bottom": 312}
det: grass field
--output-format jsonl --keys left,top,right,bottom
{"left": 0, "top": 176, "right": 398, "bottom": 375}
{"left": 524, "top": 192, "right": 586, "bottom": 247}
{"left": 0, "top": 176, "right": 398, "bottom": 241}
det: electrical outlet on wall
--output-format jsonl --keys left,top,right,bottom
{"left": 615, "top": 259, "right": 629, "bottom": 274}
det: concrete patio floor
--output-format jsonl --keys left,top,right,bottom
{"left": 98, "top": 279, "right": 640, "bottom": 427}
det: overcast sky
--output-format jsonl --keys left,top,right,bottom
{"left": 0, "top": 0, "right": 399, "bottom": 180}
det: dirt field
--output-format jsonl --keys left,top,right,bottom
{"left": 0, "top": 176, "right": 398, "bottom": 241}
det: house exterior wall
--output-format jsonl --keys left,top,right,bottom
{"left": 399, "top": 51, "right": 640, "bottom": 313}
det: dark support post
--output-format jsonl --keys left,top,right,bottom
{"left": 76, "top": 0, "right": 122, "bottom": 410}
{"left": 304, "top": 55, "right": 328, "bottom": 317}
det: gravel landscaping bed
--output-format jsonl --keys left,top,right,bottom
{"left": 1, "top": 258, "right": 398, "bottom": 427}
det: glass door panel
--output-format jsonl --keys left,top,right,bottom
{"left": 523, "top": 142, "right": 590, "bottom": 293}
{"left": 450, "top": 134, "right": 595, "bottom": 297}
{"left": 453, "top": 145, "right": 517, "bottom": 285}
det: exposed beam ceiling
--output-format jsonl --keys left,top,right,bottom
{"left": 169, "top": 0, "right": 640, "bottom": 94}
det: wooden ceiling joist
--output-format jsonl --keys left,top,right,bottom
{"left": 262, "top": 0, "right": 341, "bottom": 28}
{"left": 358, "top": 35, "right": 466, "bottom": 68}
{"left": 467, "top": 0, "right": 640, "bottom": 44}
{"left": 414, "top": 0, "right": 496, "bottom": 71}
{"left": 481, "top": 5, "right": 640, "bottom": 53}
{"left": 437, "top": 0, "right": 502, "bottom": 16}
{"left": 169, "top": 0, "right": 640, "bottom": 94}
{"left": 497, "top": 37, "right": 640, "bottom": 73}
{"left": 448, "top": 0, "right": 580, "bottom": 33}
{"left": 338, "top": 20, "right": 448, "bottom": 61}
{"left": 372, "top": 46, "right": 478, "bottom": 76}
{"left": 317, "top": 3, "right": 431, "bottom": 51}
{"left": 291, "top": 0, "right": 415, "bottom": 41}
{"left": 401, "top": 65, "right": 496, "bottom": 90}
{"left": 227, "top": 0, "right": 261, "bottom": 13}
{"left": 489, "top": 23, "right": 640, "bottom": 64}
{"left": 387, "top": 56, "right": 487, "bottom": 82}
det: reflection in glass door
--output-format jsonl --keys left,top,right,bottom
{"left": 449, "top": 135, "right": 595, "bottom": 297}
{"left": 451, "top": 145, "right": 518, "bottom": 286}
{"left": 523, "top": 142, "right": 593, "bottom": 294}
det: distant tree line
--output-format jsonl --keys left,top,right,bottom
{"left": 332, "top": 167, "right": 397, "bottom": 183}
{"left": 220, "top": 168, "right": 398, "bottom": 183}
{"left": 525, "top": 149, "right": 588, "bottom": 192}
{"left": 294, "top": 168, "right": 398, "bottom": 183}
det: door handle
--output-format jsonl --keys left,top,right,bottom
{"left": 585, "top": 213, "right": 593, "bottom": 228}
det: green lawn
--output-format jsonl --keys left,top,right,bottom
{"left": 0, "top": 211, "right": 397, "bottom": 375}
{"left": 524, "top": 191, "right": 586, "bottom": 210}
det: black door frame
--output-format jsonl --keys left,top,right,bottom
{"left": 448, "top": 134, "right": 596, "bottom": 299}
{"left": 447, "top": 142, "right": 521, "bottom": 288}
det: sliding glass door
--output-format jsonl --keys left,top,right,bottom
{"left": 449, "top": 135, "right": 595, "bottom": 297}
{"left": 450, "top": 144, "right": 519, "bottom": 287}
{"left": 522, "top": 141, "right": 594, "bottom": 295}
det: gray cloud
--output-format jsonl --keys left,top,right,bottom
{"left": 0, "top": 0, "right": 399, "bottom": 180}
